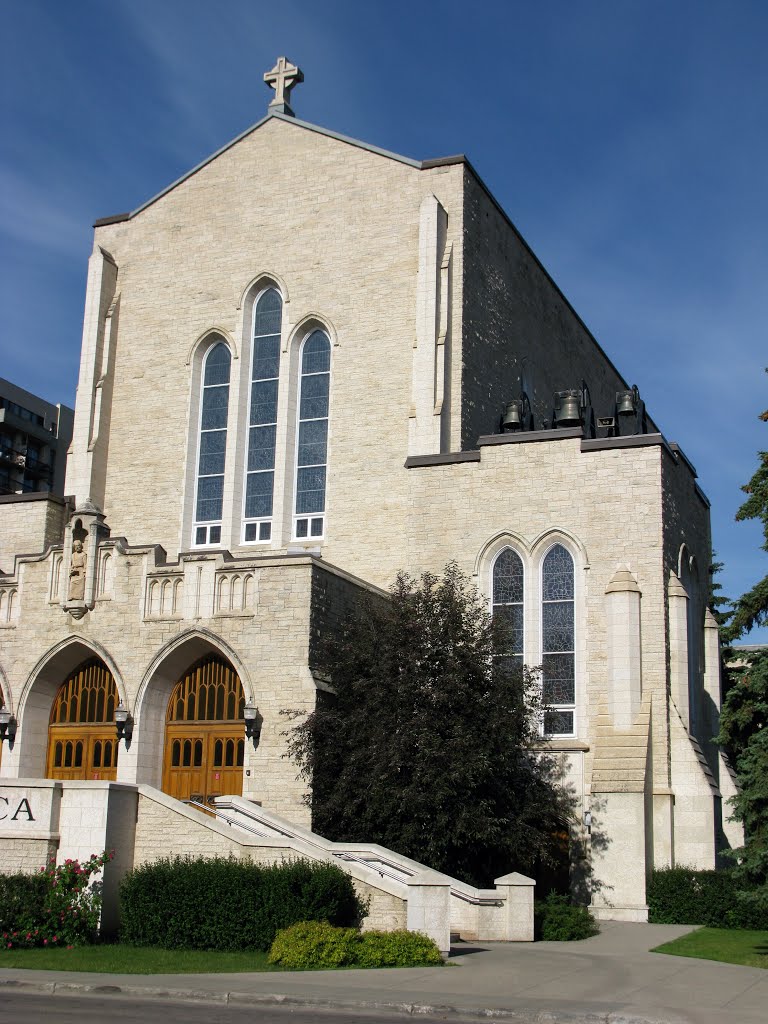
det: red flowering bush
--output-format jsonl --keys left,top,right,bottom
{"left": 2, "top": 851, "right": 113, "bottom": 949}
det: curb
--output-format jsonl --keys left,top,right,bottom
{"left": 0, "top": 976, "right": 688, "bottom": 1024}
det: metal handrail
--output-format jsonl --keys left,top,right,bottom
{"left": 183, "top": 799, "right": 275, "bottom": 838}
{"left": 208, "top": 798, "right": 503, "bottom": 905}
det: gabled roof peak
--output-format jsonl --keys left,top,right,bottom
{"left": 93, "top": 111, "right": 465, "bottom": 227}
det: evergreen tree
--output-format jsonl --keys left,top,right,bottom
{"left": 286, "top": 563, "right": 571, "bottom": 888}
{"left": 717, "top": 375, "right": 768, "bottom": 904}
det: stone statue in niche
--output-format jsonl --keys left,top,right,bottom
{"left": 68, "top": 540, "right": 87, "bottom": 602}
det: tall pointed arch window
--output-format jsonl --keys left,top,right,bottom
{"left": 492, "top": 549, "right": 524, "bottom": 671}
{"left": 294, "top": 329, "right": 330, "bottom": 539}
{"left": 541, "top": 544, "right": 575, "bottom": 735}
{"left": 193, "top": 342, "right": 231, "bottom": 547}
{"left": 243, "top": 288, "right": 282, "bottom": 543}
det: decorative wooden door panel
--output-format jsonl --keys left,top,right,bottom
{"left": 46, "top": 659, "right": 119, "bottom": 781}
{"left": 162, "top": 655, "right": 245, "bottom": 806}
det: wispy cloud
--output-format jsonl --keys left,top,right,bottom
{"left": 0, "top": 165, "right": 90, "bottom": 256}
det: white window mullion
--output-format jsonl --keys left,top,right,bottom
{"left": 541, "top": 544, "right": 576, "bottom": 736}
{"left": 192, "top": 343, "right": 231, "bottom": 547}
{"left": 294, "top": 330, "right": 330, "bottom": 540}
{"left": 492, "top": 548, "right": 525, "bottom": 673}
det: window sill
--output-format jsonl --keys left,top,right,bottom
{"left": 536, "top": 737, "right": 590, "bottom": 752}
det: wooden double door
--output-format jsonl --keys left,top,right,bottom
{"left": 46, "top": 659, "right": 119, "bottom": 781}
{"left": 161, "top": 654, "right": 246, "bottom": 806}
{"left": 44, "top": 653, "right": 246, "bottom": 804}
{"left": 46, "top": 727, "right": 118, "bottom": 781}
{"left": 162, "top": 725, "right": 245, "bottom": 806}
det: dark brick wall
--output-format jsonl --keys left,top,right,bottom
{"left": 460, "top": 169, "right": 635, "bottom": 447}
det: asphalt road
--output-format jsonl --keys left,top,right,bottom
{"left": 0, "top": 991, "right": 472, "bottom": 1024}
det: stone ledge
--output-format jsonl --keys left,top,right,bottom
{"left": 478, "top": 427, "right": 583, "bottom": 447}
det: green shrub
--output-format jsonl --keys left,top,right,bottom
{"left": 355, "top": 929, "right": 443, "bottom": 967}
{"left": 536, "top": 892, "right": 598, "bottom": 941}
{"left": 267, "top": 922, "right": 444, "bottom": 969}
{"left": 118, "top": 857, "right": 367, "bottom": 951}
{"left": 268, "top": 920, "right": 359, "bottom": 968}
{"left": 1, "top": 852, "right": 111, "bottom": 948}
{"left": 648, "top": 867, "right": 764, "bottom": 929}
{"left": 0, "top": 872, "right": 47, "bottom": 936}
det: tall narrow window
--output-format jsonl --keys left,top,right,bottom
{"left": 294, "top": 330, "right": 330, "bottom": 539}
{"left": 492, "top": 549, "right": 524, "bottom": 672}
{"left": 193, "top": 342, "right": 230, "bottom": 546}
{"left": 541, "top": 544, "right": 575, "bottom": 735}
{"left": 243, "top": 289, "right": 282, "bottom": 543}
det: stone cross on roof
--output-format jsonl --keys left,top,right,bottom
{"left": 264, "top": 56, "right": 304, "bottom": 117}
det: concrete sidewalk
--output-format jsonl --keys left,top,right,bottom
{"left": 1, "top": 923, "right": 766, "bottom": 1024}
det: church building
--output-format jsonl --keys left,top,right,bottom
{"left": 0, "top": 58, "right": 741, "bottom": 920}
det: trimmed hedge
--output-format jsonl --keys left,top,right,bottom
{"left": 267, "top": 921, "right": 443, "bottom": 968}
{"left": 267, "top": 921, "right": 360, "bottom": 968}
{"left": 353, "top": 928, "right": 443, "bottom": 967}
{"left": 535, "top": 892, "right": 599, "bottom": 941}
{"left": 118, "top": 857, "right": 367, "bottom": 951}
{"left": 0, "top": 873, "right": 48, "bottom": 934}
{"left": 648, "top": 867, "right": 765, "bottom": 929}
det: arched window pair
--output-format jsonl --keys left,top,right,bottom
{"left": 492, "top": 543, "right": 576, "bottom": 736}
{"left": 191, "top": 288, "right": 331, "bottom": 547}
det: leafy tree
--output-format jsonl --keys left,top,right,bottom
{"left": 286, "top": 563, "right": 572, "bottom": 888}
{"left": 717, "top": 376, "right": 768, "bottom": 901}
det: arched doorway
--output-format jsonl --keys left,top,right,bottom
{"left": 162, "top": 654, "right": 245, "bottom": 806}
{"left": 46, "top": 658, "right": 119, "bottom": 781}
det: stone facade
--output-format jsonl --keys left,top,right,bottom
{"left": 0, "top": 103, "right": 739, "bottom": 919}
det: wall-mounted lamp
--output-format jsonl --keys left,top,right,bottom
{"left": 243, "top": 705, "right": 263, "bottom": 747}
{"left": 583, "top": 809, "right": 592, "bottom": 835}
{"left": 0, "top": 709, "right": 17, "bottom": 748}
{"left": 114, "top": 702, "right": 133, "bottom": 745}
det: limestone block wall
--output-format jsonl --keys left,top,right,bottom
{"left": 74, "top": 116, "right": 467, "bottom": 562}
{"left": 0, "top": 494, "right": 68, "bottom": 573}
{"left": 717, "top": 753, "right": 744, "bottom": 854}
{"left": 661, "top": 446, "right": 713, "bottom": 749}
{"left": 354, "top": 880, "right": 408, "bottom": 931}
{"left": 0, "top": 837, "right": 57, "bottom": 873}
{"left": 133, "top": 787, "right": 411, "bottom": 935}
{"left": 133, "top": 787, "right": 254, "bottom": 865}
{"left": 308, "top": 561, "right": 387, "bottom": 670}
{"left": 0, "top": 779, "right": 137, "bottom": 934}
{"left": 669, "top": 707, "right": 717, "bottom": 869}
{"left": 0, "top": 547, "right": 368, "bottom": 823}
{"left": 460, "top": 172, "right": 639, "bottom": 447}
{"left": 215, "top": 796, "right": 534, "bottom": 942}
{"left": 404, "top": 436, "right": 668, "bottom": 767}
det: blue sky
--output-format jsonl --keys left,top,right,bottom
{"left": 1, "top": 0, "right": 766, "bottom": 638}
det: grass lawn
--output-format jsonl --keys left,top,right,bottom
{"left": 0, "top": 945, "right": 281, "bottom": 974}
{"left": 651, "top": 927, "right": 768, "bottom": 969}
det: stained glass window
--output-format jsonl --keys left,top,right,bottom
{"left": 542, "top": 544, "right": 575, "bottom": 734}
{"left": 493, "top": 548, "right": 524, "bottom": 668}
{"left": 194, "top": 342, "right": 230, "bottom": 545}
{"left": 294, "top": 330, "right": 330, "bottom": 539}
{"left": 244, "top": 289, "right": 282, "bottom": 542}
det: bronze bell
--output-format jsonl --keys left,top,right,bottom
{"left": 554, "top": 389, "right": 581, "bottom": 426}
{"left": 616, "top": 390, "right": 636, "bottom": 415}
{"left": 502, "top": 399, "right": 523, "bottom": 431}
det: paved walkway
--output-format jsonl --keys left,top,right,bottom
{"left": 1, "top": 923, "right": 767, "bottom": 1024}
